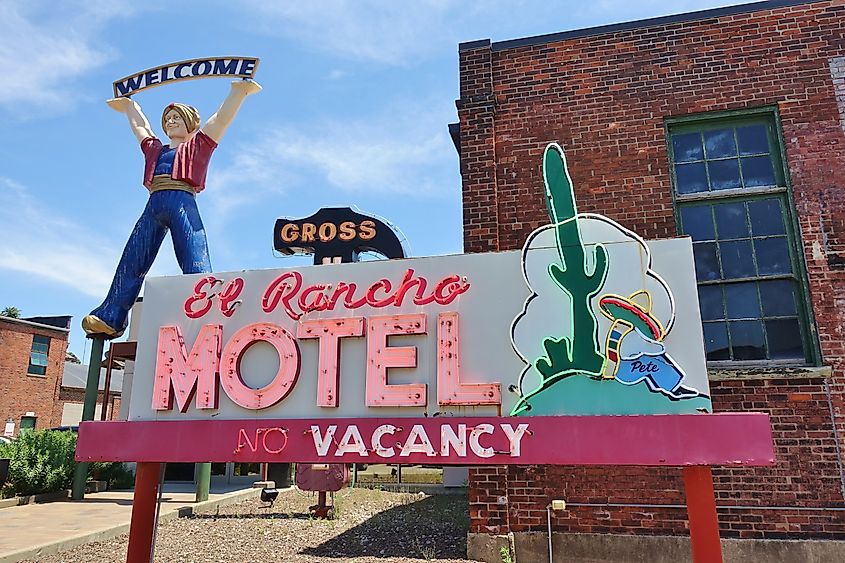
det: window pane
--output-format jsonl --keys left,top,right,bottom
{"left": 28, "top": 365, "right": 46, "bottom": 376}
{"left": 31, "top": 336, "right": 49, "bottom": 355}
{"left": 708, "top": 159, "right": 742, "bottom": 191}
{"left": 672, "top": 132, "right": 703, "bottom": 162}
{"left": 680, "top": 206, "right": 715, "bottom": 241}
{"left": 670, "top": 116, "right": 809, "bottom": 365}
{"left": 748, "top": 199, "right": 785, "bottom": 236}
{"left": 703, "top": 322, "right": 730, "bottom": 360}
{"left": 693, "top": 242, "right": 720, "bottom": 281}
{"left": 29, "top": 352, "right": 48, "bottom": 366}
{"left": 765, "top": 319, "right": 804, "bottom": 360}
{"left": 719, "top": 240, "right": 756, "bottom": 279}
{"left": 698, "top": 285, "right": 724, "bottom": 320}
{"left": 730, "top": 320, "right": 765, "bottom": 360}
{"left": 759, "top": 279, "right": 797, "bottom": 317}
{"left": 704, "top": 128, "right": 737, "bottom": 158}
{"left": 714, "top": 202, "right": 749, "bottom": 239}
{"left": 741, "top": 156, "right": 776, "bottom": 187}
{"left": 737, "top": 125, "right": 770, "bottom": 155}
{"left": 725, "top": 282, "right": 760, "bottom": 319}
{"left": 755, "top": 238, "right": 792, "bottom": 275}
{"left": 676, "top": 162, "right": 708, "bottom": 194}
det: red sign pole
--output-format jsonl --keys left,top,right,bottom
{"left": 126, "top": 462, "right": 161, "bottom": 563}
{"left": 683, "top": 465, "right": 723, "bottom": 563}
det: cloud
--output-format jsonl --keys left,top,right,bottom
{"left": 240, "top": 0, "right": 462, "bottom": 65}
{"left": 236, "top": 0, "right": 743, "bottom": 66}
{"left": 326, "top": 69, "right": 350, "bottom": 81}
{"left": 0, "top": 1, "right": 137, "bottom": 113}
{"left": 0, "top": 177, "right": 119, "bottom": 297}
{"left": 565, "top": 0, "right": 739, "bottom": 31}
{"left": 203, "top": 100, "right": 457, "bottom": 225}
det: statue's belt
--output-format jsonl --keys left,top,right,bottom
{"left": 149, "top": 175, "right": 196, "bottom": 195}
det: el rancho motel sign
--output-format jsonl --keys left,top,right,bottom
{"left": 77, "top": 144, "right": 775, "bottom": 563}
{"left": 78, "top": 145, "right": 774, "bottom": 467}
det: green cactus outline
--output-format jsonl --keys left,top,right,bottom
{"left": 511, "top": 143, "right": 608, "bottom": 416}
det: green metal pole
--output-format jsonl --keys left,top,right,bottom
{"left": 195, "top": 462, "right": 211, "bottom": 502}
{"left": 72, "top": 336, "right": 105, "bottom": 500}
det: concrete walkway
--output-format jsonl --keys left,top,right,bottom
{"left": 0, "top": 483, "right": 261, "bottom": 562}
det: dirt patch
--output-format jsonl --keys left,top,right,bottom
{"left": 28, "top": 488, "right": 480, "bottom": 562}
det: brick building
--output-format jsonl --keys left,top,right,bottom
{"left": 0, "top": 315, "right": 71, "bottom": 434}
{"left": 55, "top": 362, "right": 123, "bottom": 427}
{"left": 455, "top": 0, "right": 845, "bottom": 558}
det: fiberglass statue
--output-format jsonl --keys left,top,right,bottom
{"left": 82, "top": 80, "right": 261, "bottom": 338}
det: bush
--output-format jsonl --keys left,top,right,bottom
{"left": 89, "top": 461, "right": 135, "bottom": 489}
{"left": 0, "top": 430, "right": 77, "bottom": 498}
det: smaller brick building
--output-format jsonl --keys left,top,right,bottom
{"left": 0, "top": 315, "right": 70, "bottom": 434}
{"left": 55, "top": 362, "right": 123, "bottom": 426}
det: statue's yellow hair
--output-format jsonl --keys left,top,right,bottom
{"left": 162, "top": 103, "right": 200, "bottom": 134}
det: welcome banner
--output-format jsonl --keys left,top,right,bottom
{"left": 112, "top": 57, "right": 259, "bottom": 97}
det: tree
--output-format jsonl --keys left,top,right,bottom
{"left": 0, "top": 307, "right": 21, "bottom": 318}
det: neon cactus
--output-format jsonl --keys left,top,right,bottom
{"left": 535, "top": 143, "right": 608, "bottom": 380}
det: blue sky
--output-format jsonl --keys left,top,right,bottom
{"left": 0, "top": 0, "right": 743, "bottom": 360}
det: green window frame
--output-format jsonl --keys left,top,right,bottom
{"left": 27, "top": 335, "right": 49, "bottom": 376}
{"left": 666, "top": 108, "right": 818, "bottom": 366}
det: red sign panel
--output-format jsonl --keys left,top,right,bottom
{"left": 76, "top": 413, "right": 775, "bottom": 466}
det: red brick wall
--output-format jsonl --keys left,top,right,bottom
{"left": 470, "top": 378, "right": 845, "bottom": 538}
{"left": 460, "top": 0, "right": 845, "bottom": 540}
{"left": 0, "top": 319, "right": 68, "bottom": 432}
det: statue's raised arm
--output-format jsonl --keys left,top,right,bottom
{"left": 106, "top": 96, "right": 154, "bottom": 143}
{"left": 202, "top": 80, "right": 262, "bottom": 143}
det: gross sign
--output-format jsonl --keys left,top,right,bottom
{"left": 274, "top": 206, "right": 409, "bottom": 264}
{"left": 90, "top": 143, "right": 732, "bottom": 467}
{"left": 112, "top": 57, "right": 259, "bottom": 98}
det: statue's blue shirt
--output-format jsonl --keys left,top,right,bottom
{"left": 154, "top": 146, "right": 177, "bottom": 176}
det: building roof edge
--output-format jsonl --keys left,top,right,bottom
{"left": 0, "top": 316, "right": 71, "bottom": 333}
{"left": 458, "top": 0, "right": 821, "bottom": 53}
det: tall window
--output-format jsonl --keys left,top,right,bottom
{"left": 667, "top": 110, "right": 816, "bottom": 364}
{"left": 27, "top": 335, "right": 49, "bottom": 375}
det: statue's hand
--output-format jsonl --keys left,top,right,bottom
{"left": 231, "top": 79, "right": 262, "bottom": 96}
{"left": 106, "top": 97, "right": 134, "bottom": 113}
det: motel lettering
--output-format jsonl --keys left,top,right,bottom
{"left": 153, "top": 268, "right": 500, "bottom": 413}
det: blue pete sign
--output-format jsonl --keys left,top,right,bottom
{"left": 112, "top": 57, "right": 259, "bottom": 97}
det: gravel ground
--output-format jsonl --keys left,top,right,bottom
{"left": 28, "top": 488, "right": 480, "bottom": 562}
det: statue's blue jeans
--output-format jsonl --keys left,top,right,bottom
{"left": 89, "top": 189, "right": 211, "bottom": 334}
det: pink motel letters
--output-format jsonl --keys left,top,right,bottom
{"left": 152, "top": 268, "right": 502, "bottom": 413}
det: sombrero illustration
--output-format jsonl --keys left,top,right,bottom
{"left": 598, "top": 290, "right": 665, "bottom": 379}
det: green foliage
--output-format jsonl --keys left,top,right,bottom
{"left": 88, "top": 461, "right": 135, "bottom": 489}
{"left": 328, "top": 498, "right": 342, "bottom": 521}
{"left": 0, "top": 432, "right": 135, "bottom": 498}
{"left": 0, "top": 430, "right": 77, "bottom": 498}
{"left": 499, "top": 545, "right": 514, "bottom": 563}
{"left": 414, "top": 537, "right": 437, "bottom": 560}
{"left": 65, "top": 351, "right": 82, "bottom": 364}
{"left": 0, "top": 306, "right": 21, "bottom": 318}
{"left": 536, "top": 143, "right": 607, "bottom": 379}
